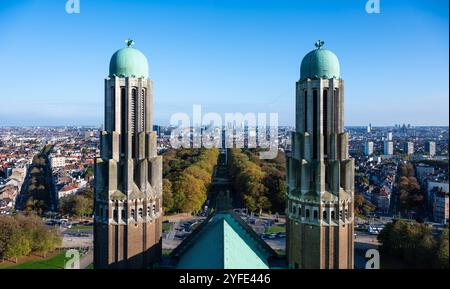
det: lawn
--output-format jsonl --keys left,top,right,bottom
{"left": 2, "top": 252, "right": 67, "bottom": 269}
{"left": 162, "top": 222, "right": 172, "bottom": 233}
{"left": 265, "top": 226, "right": 286, "bottom": 234}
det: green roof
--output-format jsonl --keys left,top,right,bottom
{"left": 109, "top": 47, "right": 149, "bottom": 78}
{"left": 300, "top": 43, "right": 340, "bottom": 80}
{"left": 172, "top": 212, "right": 277, "bottom": 269}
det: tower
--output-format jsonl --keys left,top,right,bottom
{"left": 94, "top": 40, "right": 163, "bottom": 269}
{"left": 286, "top": 40, "right": 354, "bottom": 269}
{"left": 384, "top": 141, "right": 394, "bottom": 155}
{"left": 364, "top": 141, "right": 374, "bottom": 156}
{"left": 425, "top": 141, "right": 436, "bottom": 156}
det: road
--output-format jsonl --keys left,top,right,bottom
{"left": 80, "top": 250, "right": 93, "bottom": 269}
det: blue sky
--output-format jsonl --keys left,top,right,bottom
{"left": 0, "top": 0, "right": 448, "bottom": 126}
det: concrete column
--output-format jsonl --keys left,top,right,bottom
{"left": 112, "top": 132, "right": 120, "bottom": 161}
{"left": 150, "top": 156, "right": 162, "bottom": 195}
{"left": 108, "top": 159, "right": 118, "bottom": 192}
{"left": 138, "top": 132, "right": 145, "bottom": 160}
{"left": 146, "top": 80, "right": 153, "bottom": 133}
{"left": 101, "top": 131, "right": 108, "bottom": 160}
{"left": 114, "top": 77, "right": 121, "bottom": 133}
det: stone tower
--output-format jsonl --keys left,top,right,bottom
{"left": 286, "top": 40, "right": 354, "bottom": 269}
{"left": 94, "top": 40, "right": 163, "bottom": 269}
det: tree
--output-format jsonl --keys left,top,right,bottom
{"left": 0, "top": 217, "right": 17, "bottom": 260}
{"left": 59, "top": 194, "right": 93, "bottom": 218}
{"left": 4, "top": 231, "right": 31, "bottom": 263}
{"left": 172, "top": 172, "right": 206, "bottom": 213}
{"left": 163, "top": 148, "right": 218, "bottom": 214}
{"left": 354, "top": 194, "right": 375, "bottom": 216}
{"left": 14, "top": 213, "right": 61, "bottom": 257}
{"left": 378, "top": 220, "right": 448, "bottom": 268}
{"left": 435, "top": 228, "right": 449, "bottom": 268}
{"left": 162, "top": 179, "right": 174, "bottom": 212}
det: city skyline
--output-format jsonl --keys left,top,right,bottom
{"left": 0, "top": 0, "right": 449, "bottom": 127}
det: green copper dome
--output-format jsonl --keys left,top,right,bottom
{"left": 109, "top": 41, "right": 149, "bottom": 78}
{"left": 300, "top": 40, "right": 340, "bottom": 80}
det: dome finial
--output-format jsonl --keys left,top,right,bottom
{"left": 125, "top": 38, "right": 135, "bottom": 48}
{"left": 315, "top": 40, "right": 324, "bottom": 49}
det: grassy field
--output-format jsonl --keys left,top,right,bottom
{"left": 265, "top": 226, "right": 286, "bottom": 234}
{"left": 1, "top": 252, "right": 67, "bottom": 269}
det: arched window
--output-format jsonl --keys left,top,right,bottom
{"left": 131, "top": 88, "right": 138, "bottom": 159}
{"left": 152, "top": 204, "right": 156, "bottom": 215}
{"left": 138, "top": 208, "right": 143, "bottom": 218}
{"left": 306, "top": 209, "right": 310, "bottom": 219}
{"left": 298, "top": 207, "right": 302, "bottom": 217}
{"left": 339, "top": 209, "right": 343, "bottom": 220}
{"left": 121, "top": 209, "right": 126, "bottom": 220}
{"left": 111, "top": 86, "right": 116, "bottom": 131}
{"left": 345, "top": 209, "right": 348, "bottom": 219}
{"left": 130, "top": 88, "right": 137, "bottom": 135}
{"left": 304, "top": 90, "right": 308, "bottom": 132}
{"left": 140, "top": 89, "right": 146, "bottom": 132}
{"left": 131, "top": 209, "right": 136, "bottom": 219}
{"left": 313, "top": 210, "right": 318, "bottom": 220}
{"left": 147, "top": 206, "right": 151, "bottom": 216}
{"left": 323, "top": 210, "right": 327, "bottom": 221}
{"left": 120, "top": 87, "right": 126, "bottom": 155}
{"left": 334, "top": 88, "right": 340, "bottom": 133}
{"left": 293, "top": 206, "right": 297, "bottom": 215}
{"left": 331, "top": 210, "right": 335, "bottom": 220}
{"left": 323, "top": 89, "right": 328, "bottom": 157}
{"left": 313, "top": 89, "right": 318, "bottom": 159}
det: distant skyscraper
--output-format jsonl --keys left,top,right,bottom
{"left": 367, "top": 123, "right": 371, "bottom": 133}
{"left": 387, "top": 132, "right": 393, "bottom": 141}
{"left": 425, "top": 141, "right": 436, "bottom": 156}
{"left": 153, "top": 125, "right": 161, "bottom": 137}
{"left": 384, "top": 141, "right": 394, "bottom": 155}
{"left": 286, "top": 41, "right": 354, "bottom": 269}
{"left": 364, "top": 141, "right": 374, "bottom": 156}
{"left": 94, "top": 40, "right": 163, "bottom": 269}
{"left": 403, "top": 142, "right": 414, "bottom": 155}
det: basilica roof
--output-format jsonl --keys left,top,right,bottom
{"left": 168, "top": 208, "right": 281, "bottom": 269}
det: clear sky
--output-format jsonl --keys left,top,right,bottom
{"left": 0, "top": 0, "right": 448, "bottom": 127}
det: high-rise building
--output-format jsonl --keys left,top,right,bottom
{"left": 286, "top": 41, "right": 354, "bottom": 269}
{"left": 403, "top": 142, "right": 414, "bottom": 155}
{"left": 384, "top": 141, "right": 394, "bottom": 155}
{"left": 367, "top": 123, "right": 372, "bottom": 133}
{"left": 425, "top": 141, "right": 436, "bottom": 156}
{"left": 387, "top": 132, "right": 393, "bottom": 141}
{"left": 364, "top": 141, "right": 374, "bottom": 156}
{"left": 94, "top": 40, "right": 163, "bottom": 269}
